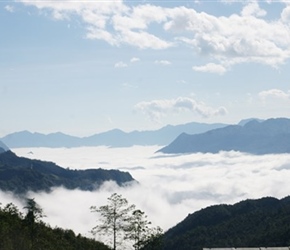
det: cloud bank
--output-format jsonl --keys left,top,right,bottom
{"left": 1, "top": 146, "right": 290, "bottom": 242}
{"left": 17, "top": 0, "right": 290, "bottom": 72}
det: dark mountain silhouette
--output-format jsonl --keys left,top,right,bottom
{"left": 0, "top": 150, "right": 135, "bottom": 194}
{"left": 153, "top": 196, "right": 290, "bottom": 250}
{"left": 158, "top": 118, "right": 290, "bottom": 155}
{"left": 0, "top": 122, "right": 228, "bottom": 148}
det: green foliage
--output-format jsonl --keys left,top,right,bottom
{"left": 24, "top": 198, "right": 45, "bottom": 223}
{"left": 0, "top": 201, "right": 110, "bottom": 250}
{"left": 160, "top": 196, "right": 290, "bottom": 250}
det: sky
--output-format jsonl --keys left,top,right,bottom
{"left": 2, "top": 146, "right": 290, "bottom": 248}
{"left": 1, "top": 0, "right": 290, "bottom": 137}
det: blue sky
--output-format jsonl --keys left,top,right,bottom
{"left": 1, "top": 0, "right": 290, "bottom": 137}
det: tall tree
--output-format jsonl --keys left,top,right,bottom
{"left": 23, "top": 198, "right": 45, "bottom": 249}
{"left": 90, "top": 193, "right": 135, "bottom": 250}
{"left": 24, "top": 198, "right": 44, "bottom": 224}
{"left": 126, "top": 209, "right": 152, "bottom": 250}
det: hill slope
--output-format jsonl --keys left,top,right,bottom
{"left": 0, "top": 150, "right": 134, "bottom": 194}
{"left": 0, "top": 202, "right": 110, "bottom": 250}
{"left": 158, "top": 118, "right": 290, "bottom": 155}
{"left": 160, "top": 196, "right": 290, "bottom": 250}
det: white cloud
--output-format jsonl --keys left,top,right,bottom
{"left": 134, "top": 96, "right": 228, "bottom": 122}
{"left": 281, "top": 6, "right": 290, "bottom": 23}
{"left": 192, "top": 63, "right": 227, "bottom": 75}
{"left": 154, "top": 60, "right": 171, "bottom": 65}
{"left": 114, "top": 61, "right": 128, "bottom": 68}
{"left": 241, "top": 2, "right": 267, "bottom": 17}
{"left": 258, "top": 89, "right": 290, "bottom": 100}
{"left": 5, "top": 146, "right": 290, "bottom": 240}
{"left": 17, "top": 1, "right": 290, "bottom": 69}
{"left": 122, "top": 82, "right": 138, "bottom": 89}
{"left": 5, "top": 5, "right": 14, "bottom": 13}
{"left": 130, "top": 57, "right": 140, "bottom": 63}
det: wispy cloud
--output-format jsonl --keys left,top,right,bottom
{"left": 122, "top": 82, "right": 138, "bottom": 89}
{"left": 114, "top": 61, "right": 128, "bottom": 68}
{"left": 17, "top": 1, "right": 290, "bottom": 70}
{"left": 154, "top": 60, "right": 171, "bottom": 66}
{"left": 134, "top": 96, "right": 227, "bottom": 122}
{"left": 5, "top": 5, "right": 15, "bottom": 13}
{"left": 192, "top": 63, "right": 227, "bottom": 75}
{"left": 130, "top": 57, "right": 140, "bottom": 63}
{"left": 258, "top": 89, "right": 290, "bottom": 100}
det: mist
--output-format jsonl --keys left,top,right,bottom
{"left": 1, "top": 146, "right": 290, "bottom": 240}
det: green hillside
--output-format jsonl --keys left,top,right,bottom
{"left": 0, "top": 202, "right": 109, "bottom": 250}
{"left": 159, "top": 196, "right": 290, "bottom": 250}
{"left": 0, "top": 150, "right": 134, "bottom": 194}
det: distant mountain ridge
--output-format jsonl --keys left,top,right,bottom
{"left": 158, "top": 118, "right": 290, "bottom": 155}
{"left": 0, "top": 122, "right": 228, "bottom": 148}
{"left": 0, "top": 150, "right": 135, "bottom": 194}
{"left": 0, "top": 141, "right": 9, "bottom": 153}
{"left": 159, "top": 196, "right": 290, "bottom": 250}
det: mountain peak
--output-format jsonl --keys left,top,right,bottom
{"left": 238, "top": 118, "right": 264, "bottom": 126}
{"left": 158, "top": 117, "right": 290, "bottom": 155}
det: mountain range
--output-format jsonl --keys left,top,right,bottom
{"left": 158, "top": 118, "right": 290, "bottom": 155}
{"left": 0, "top": 121, "right": 228, "bottom": 148}
{"left": 0, "top": 141, "right": 9, "bottom": 153}
{"left": 159, "top": 196, "right": 290, "bottom": 250}
{"left": 0, "top": 150, "right": 135, "bottom": 194}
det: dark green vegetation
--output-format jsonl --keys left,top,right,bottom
{"left": 0, "top": 201, "right": 110, "bottom": 250}
{"left": 158, "top": 118, "right": 290, "bottom": 155}
{"left": 0, "top": 150, "right": 134, "bottom": 194}
{"left": 159, "top": 196, "right": 290, "bottom": 250}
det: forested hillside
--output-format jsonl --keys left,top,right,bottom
{"left": 159, "top": 196, "right": 290, "bottom": 250}
{"left": 0, "top": 150, "right": 134, "bottom": 194}
{"left": 0, "top": 201, "right": 110, "bottom": 250}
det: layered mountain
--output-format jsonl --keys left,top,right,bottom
{"left": 0, "top": 131, "right": 83, "bottom": 148}
{"left": 0, "top": 140, "right": 9, "bottom": 153}
{"left": 158, "top": 196, "right": 290, "bottom": 250}
{"left": 158, "top": 118, "right": 290, "bottom": 155}
{"left": 0, "top": 150, "right": 134, "bottom": 194}
{"left": 0, "top": 122, "right": 228, "bottom": 148}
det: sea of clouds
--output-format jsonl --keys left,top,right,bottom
{"left": 1, "top": 146, "right": 290, "bottom": 240}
